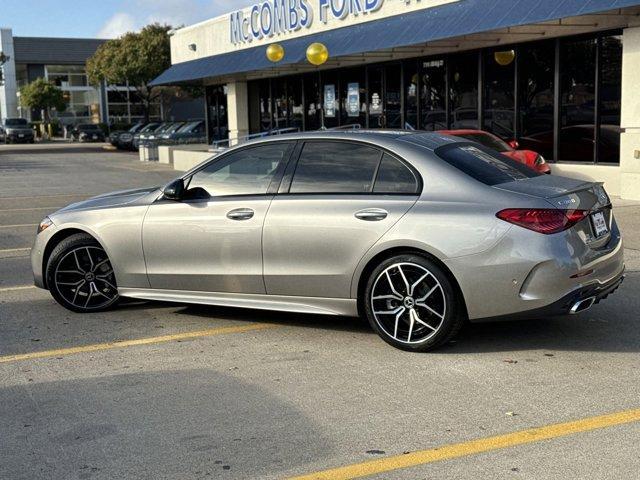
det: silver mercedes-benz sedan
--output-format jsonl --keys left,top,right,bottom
{"left": 31, "top": 131, "right": 625, "bottom": 352}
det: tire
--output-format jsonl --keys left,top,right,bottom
{"left": 46, "top": 233, "right": 119, "bottom": 313}
{"left": 363, "top": 254, "right": 465, "bottom": 352}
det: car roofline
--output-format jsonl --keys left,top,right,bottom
{"left": 233, "top": 130, "right": 462, "bottom": 151}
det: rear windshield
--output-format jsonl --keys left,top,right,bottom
{"left": 5, "top": 118, "right": 28, "bottom": 127}
{"left": 453, "top": 133, "right": 510, "bottom": 152}
{"left": 435, "top": 143, "right": 541, "bottom": 186}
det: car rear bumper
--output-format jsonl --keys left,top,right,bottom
{"left": 447, "top": 216, "right": 625, "bottom": 321}
{"left": 7, "top": 133, "right": 34, "bottom": 142}
{"left": 471, "top": 269, "right": 625, "bottom": 322}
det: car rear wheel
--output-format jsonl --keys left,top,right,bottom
{"left": 46, "top": 233, "right": 119, "bottom": 313}
{"left": 364, "top": 254, "right": 464, "bottom": 352}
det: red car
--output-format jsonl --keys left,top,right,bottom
{"left": 438, "top": 129, "right": 551, "bottom": 174}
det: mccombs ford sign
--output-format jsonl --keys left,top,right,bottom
{"left": 229, "top": 0, "right": 451, "bottom": 45}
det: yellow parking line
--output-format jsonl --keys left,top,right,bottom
{"left": 289, "top": 408, "right": 640, "bottom": 480}
{"left": 0, "top": 285, "right": 36, "bottom": 293}
{"left": 0, "top": 323, "right": 277, "bottom": 364}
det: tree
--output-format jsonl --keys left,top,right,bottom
{"left": 87, "top": 24, "right": 172, "bottom": 121}
{"left": 19, "top": 78, "right": 66, "bottom": 121}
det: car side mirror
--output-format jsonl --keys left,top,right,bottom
{"left": 509, "top": 139, "right": 520, "bottom": 149}
{"left": 163, "top": 179, "right": 185, "bottom": 200}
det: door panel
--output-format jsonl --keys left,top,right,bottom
{"left": 143, "top": 197, "right": 272, "bottom": 293}
{"left": 263, "top": 196, "right": 417, "bottom": 298}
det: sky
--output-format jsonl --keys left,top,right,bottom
{"left": 0, "top": 0, "right": 255, "bottom": 39}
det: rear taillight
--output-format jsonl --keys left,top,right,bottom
{"left": 534, "top": 155, "right": 546, "bottom": 166}
{"left": 496, "top": 209, "right": 589, "bottom": 235}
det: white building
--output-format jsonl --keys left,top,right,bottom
{"left": 0, "top": 28, "right": 167, "bottom": 126}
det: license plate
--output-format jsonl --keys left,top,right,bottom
{"left": 591, "top": 211, "right": 609, "bottom": 238}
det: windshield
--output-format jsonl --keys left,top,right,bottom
{"left": 4, "top": 118, "right": 28, "bottom": 127}
{"left": 166, "top": 123, "right": 185, "bottom": 134}
{"left": 178, "top": 122, "right": 198, "bottom": 132}
{"left": 141, "top": 124, "right": 160, "bottom": 133}
{"left": 454, "top": 133, "right": 511, "bottom": 152}
{"left": 435, "top": 143, "right": 541, "bottom": 186}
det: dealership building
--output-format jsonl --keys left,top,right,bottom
{"left": 151, "top": 0, "right": 640, "bottom": 200}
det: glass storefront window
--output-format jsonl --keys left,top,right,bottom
{"left": 368, "top": 66, "right": 384, "bottom": 128}
{"left": 449, "top": 52, "right": 478, "bottom": 129}
{"left": 321, "top": 70, "right": 340, "bottom": 129}
{"left": 599, "top": 35, "right": 622, "bottom": 164}
{"left": 518, "top": 41, "right": 555, "bottom": 160}
{"left": 483, "top": 49, "right": 515, "bottom": 140}
{"left": 559, "top": 37, "right": 597, "bottom": 163}
{"left": 258, "top": 80, "right": 273, "bottom": 132}
{"left": 340, "top": 68, "right": 366, "bottom": 128}
{"left": 385, "top": 64, "right": 402, "bottom": 129}
{"left": 244, "top": 30, "right": 621, "bottom": 164}
{"left": 273, "top": 80, "right": 289, "bottom": 130}
{"left": 421, "top": 59, "right": 446, "bottom": 131}
{"left": 304, "top": 74, "right": 321, "bottom": 131}
{"left": 289, "top": 77, "right": 304, "bottom": 131}
{"left": 404, "top": 61, "right": 419, "bottom": 130}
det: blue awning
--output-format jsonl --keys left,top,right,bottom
{"left": 151, "top": 0, "right": 639, "bottom": 86}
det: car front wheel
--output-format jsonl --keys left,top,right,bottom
{"left": 364, "top": 254, "right": 465, "bottom": 352}
{"left": 46, "top": 233, "right": 119, "bottom": 313}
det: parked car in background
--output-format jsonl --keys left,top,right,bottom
{"left": 164, "top": 120, "right": 206, "bottom": 145}
{"left": 70, "top": 124, "right": 106, "bottom": 143}
{"left": 143, "top": 122, "right": 185, "bottom": 145}
{"left": 126, "top": 123, "right": 160, "bottom": 150}
{"left": 110, "top": 123, "right": 144, "bottom": 147}
{"left": 1, "top": 118, "right": 35, "bottom": 144}
{"left": 133, "top": 122, "right": 173, "bottom": 149}
{"left": 439, "top": 129, "right": 551, "bottom": 174}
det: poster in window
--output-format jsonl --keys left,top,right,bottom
{"left": 324, "top": 84, "right": 336, "bottom": 118}
{"left": 370, "top": 92, "right": 383, "bottom": 116}
{"left": 347, "top": 83, "right": 360, "bottom": 117}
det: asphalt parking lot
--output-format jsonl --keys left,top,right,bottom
{"left": 1, "top": 143, "right": 639, "bottom": 480}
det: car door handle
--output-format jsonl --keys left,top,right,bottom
{"left": 355, "top": 208, "right": 389, "bottom": 221}
{"left": 227, "top": 208, "right": 255, "bottom": 221}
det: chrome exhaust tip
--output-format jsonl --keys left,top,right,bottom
{"left": 570, "top": 296, "right": 596, "bottom": 315}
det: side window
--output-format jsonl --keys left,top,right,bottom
{"left": 374, "top": 154, "right": 420, "bottom": 194}
{"left": 188, "top": 142, "right": 293, "bottom": 197}
{"left": 290, "top": 141, "right": 382, "bottom": 194}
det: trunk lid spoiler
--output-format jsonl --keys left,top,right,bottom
{"left": 494, "top": 175, "right": 611, "bottom": 211}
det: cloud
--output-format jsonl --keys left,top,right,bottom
{"left": 96, "top": 0, "right": 255, "bottom": 38}
{"left": 97, "top": 12, "right": 137, "bottom": 39}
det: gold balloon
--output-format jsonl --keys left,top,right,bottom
{"left": 266, "top": 44, "right": 285, "bottom": 63}
{"left": 306, "top": 42, "right": 329, "bottom": 66}
{"left": 494, "top": 50, "right": 516, "bottom": 66}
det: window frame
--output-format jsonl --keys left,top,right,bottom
{"left": 173, "top": 140, "right": 297, "bottom": 203}
{"left": 279, "top": 139, "right": 423, "bottom": 196}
